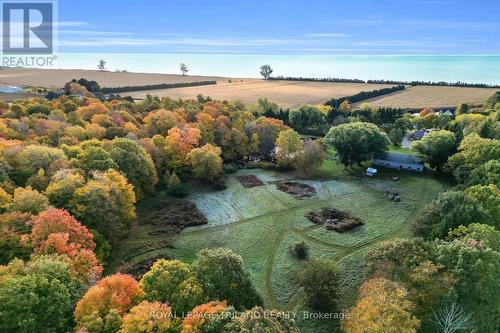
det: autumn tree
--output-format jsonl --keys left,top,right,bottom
{"left": 29, "top": 208, "right": 102, "bottom": 282}
{"left": 74, "top": 274, "right": 144, "bottom": 333}
{"left": 224, "top": 306, "right": 300, "bottom": 333}
{"left": 164, "top": 125, "right": 201, "bottom": 172}
{"left": 274, "top": 129, "right": 303, "bottom": 168}
{"left": 187, "top": 144, "right": 223, "bottom": 182}
{"left": 297, "top": 258, "right": 341, "bottom": 312}
{"left": 11, "top": 145, "right": 68, "bottom": 184}
{"left": 295, "top": 139, "right": 326, "bottom": 173}
{"left": 45, "top": 171, "right": 86, "bottom": 208}
{"left": 181, "top": 301, "right": 233, "bottom": 333}
{"left": 119, "top": 301, "right": 176, "bottom": 333}
{"left": 412, "top": 130, "right": 456, "bottom": 171}
{"left": 103, "top": 138, "right": 158, "bottom": 199}
{"left": 251, "top": 117, "right": 287, "bottom": 157}
{"left": 69, "top": 170, "right": 136, "bottom": 239}
{"left": 192, "top": 248, "right": 262, "bottom": 310}
{"left": 140, "top": 259, "right": 204, "bottom": 314}
{"left": 325, "top": 122, "right": 390, "bottom": 168}
{"left": 4, "top": 187, "right": 49, "bottom": 214}
{"left": 0, "top": 212, "right": 32, "bottom": 264}
{"left": 344, "top": 278, "right": 420, "bottom": 333}
{"left": 143, "top": 109, "right": 180, "bottom": 136}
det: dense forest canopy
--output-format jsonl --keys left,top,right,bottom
{"left": 0, "top": 82, "right": 498, "bottom": 332}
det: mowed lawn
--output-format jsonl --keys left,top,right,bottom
{"left": 357, "top": 85, "right": 497, "bottom": 108}
{"left": 126, "top": 80, "right": 394, "bottom": 108}
{"left": 110, "top": 165, "right": 447, "bottom": 333}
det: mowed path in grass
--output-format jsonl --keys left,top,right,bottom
{"left": 111, "top": 166, "right": 447, "bottom": 331}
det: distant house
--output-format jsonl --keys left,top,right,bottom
{"left": 408, "top": 130, "right": 427, "bottom": 141}
{"left": 372, "top": 152, "right": 424, "bottom": 172}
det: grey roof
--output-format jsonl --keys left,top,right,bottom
{"left": 373, "top": 152, "right": 423, "bottom": 165}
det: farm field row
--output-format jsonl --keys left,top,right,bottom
{"left": 126, "top": 80, "right": 394, "bottom": 108}
{"left": 0, "top": 68, "right": 230, "bottom": 88}
{"left": 357, "top": 85, "right": 497, "bottom": 108}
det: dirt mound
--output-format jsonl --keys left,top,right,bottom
{"left": 276, "top": 181, "right": 316, "bottom": 198}
{"left": 145, "top": 200, "right": 207, "bottom": 232}
{"left": 122, "top": 255, "right": 171, "bottom": 279}
{"left": 237, "top": 175, "right": 265, "bottom": 188}
{"left": 306, "top": 207, "right": 363, "bottom": 232}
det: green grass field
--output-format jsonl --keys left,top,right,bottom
{"left": 109, "top": 164, "right": 447, "bottom": 332}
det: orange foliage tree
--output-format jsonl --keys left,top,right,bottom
{"left": 181, "top": 301, "right": 229, "bottom": 333}
{"left": 343, "top": 278, "right": 420, "bottom": 333}
{"left": 74, "top": 274, "right": 144, "bottom": 332}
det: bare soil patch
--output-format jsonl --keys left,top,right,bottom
{"left": 145, "top": 200, "right": 207, "bottom": 232}
{"left": 122, "top": 255, "right": 171, "bottom": 279}
{"left": 237, "top": 175, "right": 265, "bottom": 188}
{"left": 276, "top": 181, "right": 316, "bottom": 198}
{"left": 306, "top": 207, "right": 364, "bottom": 232}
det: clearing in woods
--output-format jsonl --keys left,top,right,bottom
{"left": 110, "top": 161, "right": 448, "bottom": 333}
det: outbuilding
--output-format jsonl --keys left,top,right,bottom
{"left": 372, "top": 152, "right": 424, "bottom": 172}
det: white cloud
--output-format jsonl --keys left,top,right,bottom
{"left": 304, "top": 33, "right": 350, "bottom": 38}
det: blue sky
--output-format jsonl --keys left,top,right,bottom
{"left": 57, "top": 0, "right": 499, "bottom": 54}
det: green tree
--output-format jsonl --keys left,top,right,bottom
{"left": 79, "top": 146, "right": 118, "bottom": 174}
{"left": 289, "top": 104, "right": 325, "bottom": 132}
{"left": 140, "top": 259, "right": 204, "bottom": 314}
{"left": 412, "top": 190, "right": 491, "bottom": 240}
{"left": 192, "top": 248, "right": 262, "bottom": 310}
{"left": 436, "top": 239, "right": 500, "bottom": 332}
{"left": 412, "top": 130, "right": 456, "bottom": 171}
{"left": 388, "top": 127, "right": 404, "bottom": 146}
{"left": 464, "top": 184, "right": 500, "bottom": 224}
{"left": 297, "top": 258, "right": 341, "bottom": 312}
{"left": 446, "top": 134, "right": 500, "bottom": 184}
{"left": 0, "top": 256, "right": 78, "bottom": 333}
{"left": 104, "top": 138, "right": 158, "bottom": 199}
{"left": 259, "top": 65, "right": 273, "bottom": 79}
{"left": 456, "top": 103, "right": 470, "bottom": 115}
{"left": 325, "top": 122, "right": 390, "bottom": 168}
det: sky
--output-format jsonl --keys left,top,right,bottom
{"left": 55, "top": 0, "right": 500, "bottom": 55}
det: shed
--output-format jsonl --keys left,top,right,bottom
{"left": 372, "top": 152, "right": 424, "bottom": 172}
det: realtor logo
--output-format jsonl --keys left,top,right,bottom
{"left": 2, "top": 1, "right": 54, "bottom": 54}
